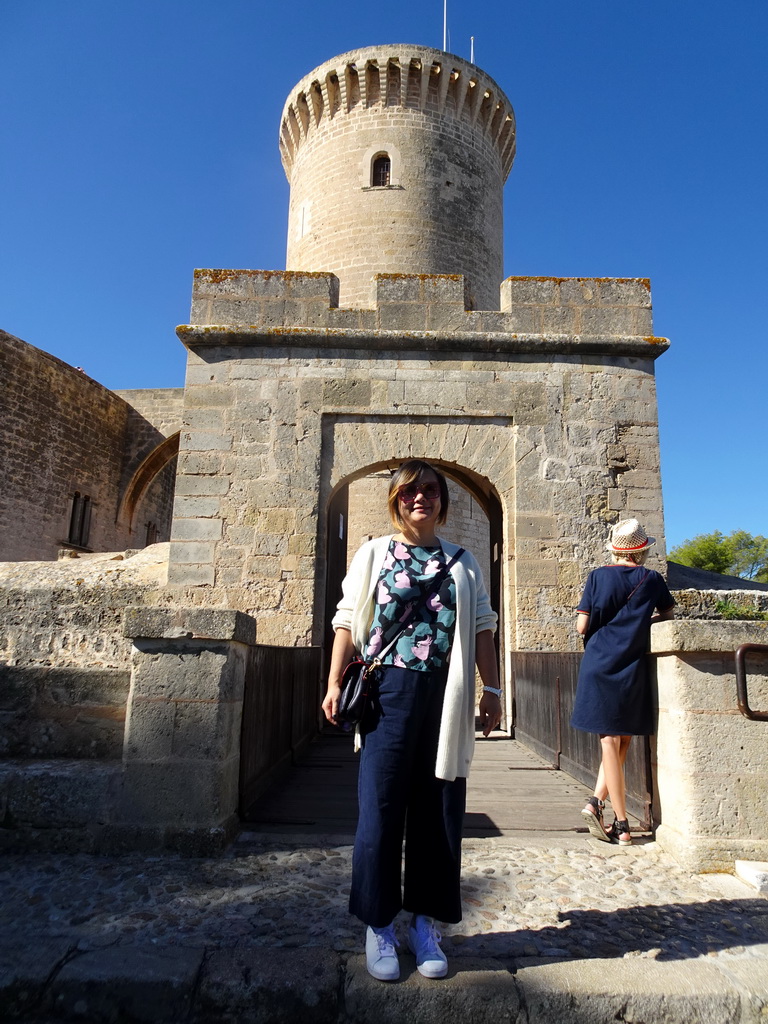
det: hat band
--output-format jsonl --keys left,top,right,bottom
{"left": 612, "top": 540, "right": 649, "bottom": 551}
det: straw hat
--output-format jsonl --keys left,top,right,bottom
{"left": 606, "top": 518, "right": 655, "bottom": 554}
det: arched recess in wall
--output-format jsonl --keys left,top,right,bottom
{"left": 117, "top": 431, "right": 180, "bottom": 539}
{"left": 322, "top": 458, "right": 504, "bottom": 704}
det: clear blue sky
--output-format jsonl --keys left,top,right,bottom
{"left": 2, "top": 1, "right": 766, "bottom": 551}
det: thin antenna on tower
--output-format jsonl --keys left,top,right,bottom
{"left": 443, "top": 0, "right": 447, "bottom": 51}
{"left": 470, "top": 35, "right": 475, "bottom": 63}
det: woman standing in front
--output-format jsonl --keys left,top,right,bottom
{"left": 321, "top": 460, "right": 502, "bottom": 981}
{"left": 571, "top": 518, "right": 675, "bottom": 846}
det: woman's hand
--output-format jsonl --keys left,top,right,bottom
{"left": 478, "top": 691, "right": 502, "bottom": 737}
{"left": 321, "top": 681, "right": 342, "bottom": 724}
{"left": 475, "top": 629, "right": 503, "bottom": 737}
{"left": 322, "top": 627, "right": 355, "bottom": 725}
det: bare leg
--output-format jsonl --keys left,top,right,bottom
{"left": 593, "top": 735, "right": 631, "bottom": 803}
{"left": 598, "top": 735, "right": 632, "bottom": 843}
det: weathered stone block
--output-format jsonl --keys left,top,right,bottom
{"left": 580, "top": 307, "right": 636, "bottom": 336}
{"left": 283, "top": 300, "right": 332, "bottom": 327}
{"left": 170, "top": 541, "right": 215, "bottom": 564}
{"left": 403, "top": 380, "right": 467, "bottom": 409}
{"left": 497, "top": 306, "right": 540, "bottom": 333}
{"left": 617, "top": 469, "right": 661, "bottom": 489}
{"left": 183, "top": 384, "right": 232, "bottom": 407}
{"left": 195, "top": 948, "right": 340, "bottom": 1024}
{"left": 374, "top": 273, "right": 460, "bottom": 304}
{"left": 287, "top": 533, "right": 316, "bottom": 556}
{"left": 176, "top": 452, "right": 223, "bottom": 475}
{"left": 0, "top": 760, "right": 122, "bottom": 833}
{"left": 345, "top": 955, "right": 519, "bottom": 1024}
{"left": 48, "top": 945, "right": 205, "bottom": 1024}
{"left": 516, "top": 515, "right": 556, "bottom": 539}
{"left": 166, "top": 563, "right": 215, "bottom": 586}
{"left": 181, "top": 431, "right": 232, "bottom": 452}
{"left": 194, "top": 268, "right": 257, "bottom": 297}
{"left": 172, "top": 496, "right": 221, "bottom": 518}
{"left": 500, "top": 276, "right": 559, "bottom": 307}
{"left": 377, "top": 302, "right": 430, "bottom": 331}
{"left": 123, "top": 699, "right": 175, "bottom": 759}
{"left": 597, "top": 277, "right": 652, "bottom": 307}
{"left": 119, "top": 759, "right": 239, "bottom": 826}
{"left": 171, "top": 517, "right": 223, "bottom": 542}
{"left": 322, "top": 378, "right": 371, "bottom": 407}
{"left": 516, "top": 957, "right": 739, "bottom": 1024}
{"left": 209, "top": 299, "right": 261, "bottom": 325}
{"left": 282, "top": 270, "right": 339, "bottom": 304}
{"left": 425, "top": 304, "right": 470, "bottom": 332}
{"left": 0, "top": 939, "right": 76, "bottom": 1019}
{"left": 540, "top": 307, "right": 577, "bottom": 333}
{"left": 558, "top": 278, "right": 600, "bottom": 305}
{"left": 173, "top": 475, "right": 230, "bottom": 497}
{"left": 516, "top": 560, "right": 558, "bottom": 585}
{"left": 128, "top": 645, "right": 246, "bottom": 705}
{"left": 124, "top": 608, "right": 256, "bottom": 644}
{"left": 169, "top": 700, "right": 242, "bottom": 761}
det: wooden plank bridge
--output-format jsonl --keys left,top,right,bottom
{"left": 242, "top": 729, "right": 618, "bottom": 840}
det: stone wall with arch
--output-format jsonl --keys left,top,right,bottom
{"left": 169, "top": 267, "right": 670, "bottom": 663}
{"left": 0, "top": 330, "right": 183, "bottom": 560}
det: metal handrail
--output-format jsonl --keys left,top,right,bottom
{"left": 734, "top": 643, "right": 768, "bottom": 721}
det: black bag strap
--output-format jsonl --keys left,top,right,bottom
{"left": 584, "top": 568, "right": 652, "bottom": 648}
{"left": 368, "top": 546, "right": 465, "bottom": 665}
{"left": 602, "top": 568, "right": 650, "bottom": 631}
{"left": 626, "top": 568, "right": 650, "bottom": 603}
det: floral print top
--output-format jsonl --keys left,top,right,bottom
{"left": 365, "top": 538, "right": 457, "bottom": 672}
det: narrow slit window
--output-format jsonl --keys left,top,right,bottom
{"left": 372, "top": 154, "right": 391, "bottom": 187}
{"left": 68, "top": 492, "right": 92, "bottom": 548}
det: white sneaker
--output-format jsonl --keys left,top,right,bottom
{"left": 408, "top": 915, "right": 448, "bottom": 978}
{"left": 365, "top": 924, "right": 400, "bottom": 981}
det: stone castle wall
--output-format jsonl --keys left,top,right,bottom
{"left": 280, "top": 46, "right": 515, "bottom": 310}
{"left": 171, "top": 269, "right": 668, "bottom": 658}
{"left": 0, "top": 546, "right": 170, "bottom": 761}
{"left": 0, "top": 331, "right": 131, "bottom": 560}
{"left": 0, "top": 330, "right": 183, "bottom": 560}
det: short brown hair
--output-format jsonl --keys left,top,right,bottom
{"left": 387, "top": 460, "right": 450, "bottom": 529}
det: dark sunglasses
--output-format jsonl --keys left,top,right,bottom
{"left": 398, "top": 482, "right": 441, "bottom": 502}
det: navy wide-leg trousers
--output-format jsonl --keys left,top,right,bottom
{"left": 348, "top": 665, "right": 467, "bottom": 928}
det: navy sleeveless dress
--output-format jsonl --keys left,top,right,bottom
{"left": 570, "top": 565, "right": 674, "bottom": 736}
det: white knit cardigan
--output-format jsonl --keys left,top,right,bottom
{"left": 331, "top": 535, "right": 497, "bottom": 781}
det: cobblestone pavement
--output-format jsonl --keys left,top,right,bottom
{"left": 3, "top": 832, "right": 767, "bottom": 964}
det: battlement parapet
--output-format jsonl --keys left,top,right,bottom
{"left": 280, "top": 44, "right": 516, "bottom": 181}
{"left": 186, "top": 269, "right": 660, "bottom": 348}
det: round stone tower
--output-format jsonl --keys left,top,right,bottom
{"left": 280, "top": 45, "right": 516, "bottom": 310}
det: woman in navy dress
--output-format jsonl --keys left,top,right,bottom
{"left": 571, "top": 519, "right": 675, "bottom": 845}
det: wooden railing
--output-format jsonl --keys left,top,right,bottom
{"left": 239, "top": 644, "right": 323, "bottom": 819}
{"left": 510, "top": 651, "right": 654, "bottom": 828}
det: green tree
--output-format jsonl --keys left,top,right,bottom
{"left": 669, "top": 532, "right": 733, "bottom": 574}
{"left": 669, "top": 530, "right": 768, "bottom": 581}
{"left": 729, "top": 530, "right": 768, "bottom": 581}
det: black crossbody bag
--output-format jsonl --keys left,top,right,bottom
{"left": 336, "top": 547, "right": 465, "bottom": 725}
